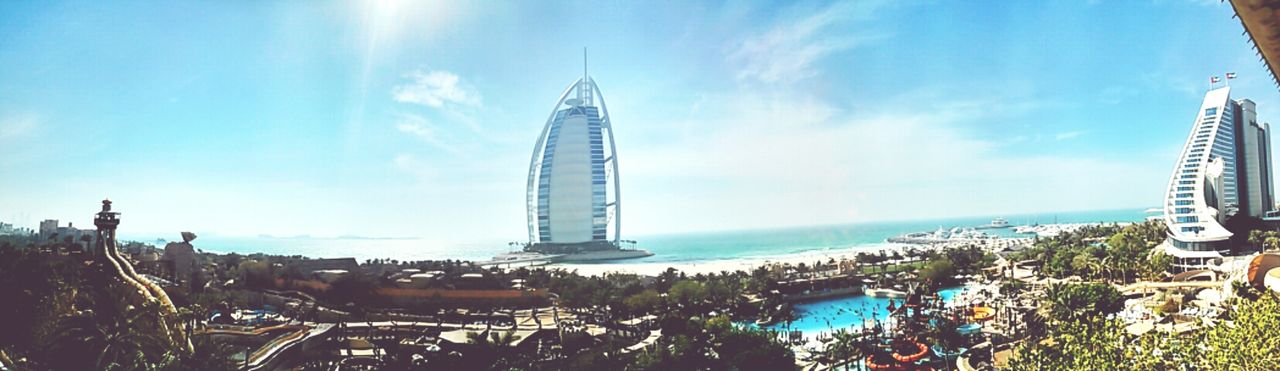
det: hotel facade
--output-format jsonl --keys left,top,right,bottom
{"left": 523, "top": 70, "right": 623, "bottom": 253}
{"left": 1162, "top": 86, "right": 1275, "bottom": 272}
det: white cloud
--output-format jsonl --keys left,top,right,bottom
{"left": 727, "top": 1, "right": 887, "bottom": 84}
{"left": 394, "top": 113, "right": 462, "bottom": 154}
{"left": 1055, "top": 131, "right": 1087, "bottom": 140}
{"left": 392, "top": 69, "right": 482, "bottom": 108}
{"left": 621, "top": 90, "right": 1161, "bottom": 234}
{"left": 392, "top": 153, "right": 434, "bottom": 183}
{"left": 0, "top": 112, "right": 38, "bottom": 141}
{"left": 1098, "top": 85, "right": 1137, "bottom": 105}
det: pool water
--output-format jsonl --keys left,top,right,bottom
{"left": 761, "top": 287, "right": 962, "bottom": 337}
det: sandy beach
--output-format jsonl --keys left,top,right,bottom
{"left": 553, "top": 237, "right": 1034, "bottom": 276}
{"left": 554, "top": 243, "right": 910, "bottom": 276}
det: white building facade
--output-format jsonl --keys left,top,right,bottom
{"left": 524, "top": 70, "right": 622, "bottom": 251}
{"left": 1162, "top": 86, "right": 1275, "bottom": 272}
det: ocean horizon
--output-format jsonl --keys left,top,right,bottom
{"left": 120, "top": 208, "right": 1148, "bottom": 265}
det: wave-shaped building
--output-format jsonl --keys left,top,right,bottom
{"left": 1161, "top": 86, "right": 1274, "bottom": 272}
{"left": 517, "top": 60, "right": 651, "bottom": 262}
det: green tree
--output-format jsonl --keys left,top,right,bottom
{"left": 667, "top": 280, "right": 709, "bottom": 314}
{"left": 918, "top": 259, "right": 955, "bottom": 285}
{"left": 1142, "top": 250, "right": 1173, "bottom": 280}
{"left": 624, "top": 289, "right": 662, "bottom": 315}
{"left": 1193, "top": 293, "right": 1280, "bottom": 369}
{"left": 51, "top": 302, "right": 169, "bottom": 371}
{"left": 233, "top": 260, "right": 273, "bottom": 289}
{"left": 820, "top": 329, "right": 863, "bottom": 369}
{"left": 1038, "top": 283, "right": 1123, "bottom": 327}
{"left": 464, "top": 330, "right": 523, "bottom": 370}
{"left": 712, "top": 326, "right": 797, "bottom": 371}
{"left": 162, "top": 336, "right": 238, "bottom": 371}
{"left": 1249, "top": 230, "right": 1265, "bottom": 249}
{"left": 1007, "top": 319, "right": 1176, "bottom": 371}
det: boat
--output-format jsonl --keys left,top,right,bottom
{"left": 865, "top": 288, "right": 908, "bottom": 299}
{"left": 887, "top": 226, "right": 995, "bottom": 244}
{"left": 974, "top": 218, "right": 1011, "bottom": 229}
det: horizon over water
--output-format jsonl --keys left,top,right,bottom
{"left": 120, "top": 208, "right": 1147, "bottom": 264}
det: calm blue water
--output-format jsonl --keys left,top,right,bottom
{"left": 762, "top": 287, "right": 962, "bottom": 337}
{"left": 121, "top": 208, "right": 1145, "bottom": 264}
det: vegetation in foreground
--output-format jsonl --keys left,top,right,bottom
{"left": 0, "top": 236, "right": 237, "bottom": 371}
{"left": 1009, "top": 284, "right": 1280, "bottom": 370}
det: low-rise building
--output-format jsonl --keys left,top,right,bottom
{"left": 285, "top": 258, "right": 359, "bottom": 275}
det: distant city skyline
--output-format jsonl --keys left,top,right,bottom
{"left": 2, "top": 1, "right": 1279, "bottom": 245}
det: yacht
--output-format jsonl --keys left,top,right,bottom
{"left": 975, "top": 218, "right": 1011, "bottom": 229}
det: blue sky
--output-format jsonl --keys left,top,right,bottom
{"left": 1, "top": 0, "right": 1277, "bottom": 245}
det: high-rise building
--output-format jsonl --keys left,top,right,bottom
{"left": 39, "top": 219, "right": 58, "bottom": 238}
{"left": 1162, "top": 86, "right": 1275, "bottom": 272}
{"left": 524, "top": 61, "right": 622, "bottom": 253}
{"left": 1240, "top": 99, "right": 1275, "bottom": 217}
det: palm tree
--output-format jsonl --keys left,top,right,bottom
{"left": 1250, "top": 230, "right": 1265, "bottom": 250}
{"left": 160, "top": 336, "right": 238, "bottom": 371}
{"left": 823, "top": 329, "right": 863, "bottom": 370}
{"left": 52, "top": 303, "right": 169, "bottom": 371}
{"left": 465, "top": 330, "right": 522, "bottom": 369}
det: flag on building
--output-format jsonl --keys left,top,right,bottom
{"left": 1226, "top": 72, "right": 1237, "bottom": 79}
{"left": 1212, "top": 76, "right": 1222, "bottom": 83}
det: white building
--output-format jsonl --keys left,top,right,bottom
{"left": 524, "top": 60, "right": 623, "bottom": 253}
{"left": 1162, "top": 86, "right": 1275, "bottom": 272}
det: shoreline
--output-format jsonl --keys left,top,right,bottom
{"left": 554, "top": 243, "right": 910, "bottom": 276}
{"left": 147, "top": 221, "right": 1121, "bottom": 278}
{"left": 554, "top": 237, "right": 1034, "bottom": 276}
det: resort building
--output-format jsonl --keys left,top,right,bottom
{"left": 1161, "top": 86, "right": 1275, "bottom": 272}
{"left": 523, "top": 60, "right": 624, "bottom": 254}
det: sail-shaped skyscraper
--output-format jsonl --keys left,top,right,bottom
{"left": 517, "top": 55, "right": 650, "bottom": 261}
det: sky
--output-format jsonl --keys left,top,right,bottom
{"left": 1, "top": 0, "right": 1278, "bottom": 245}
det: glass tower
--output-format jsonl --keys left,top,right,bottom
{"left": 525, "top": 70, "right": 621, "bottom": 248}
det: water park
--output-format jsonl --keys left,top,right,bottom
{"left": 760, "top": 283, "right": 1001, "bottom": 370}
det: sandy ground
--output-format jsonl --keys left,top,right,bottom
{"left": 547, "top": 237, "right": 1035, "bottom": 276}
{"left": 550, "top": 243, "right": 908, "bottom": 276}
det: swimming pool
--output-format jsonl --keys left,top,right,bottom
{"left": 759, "top": 287, "right": 962, "bottom": 338}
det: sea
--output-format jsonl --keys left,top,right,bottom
{"left": 126, "top": 208, "right": 1145, "bottom": 337}
{"left": 120, "top": 208, "right": 1147, "bottom": 265}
